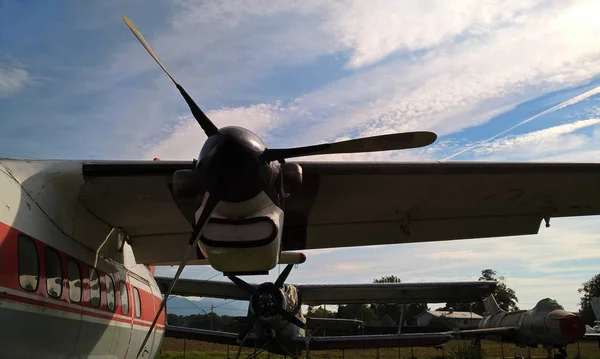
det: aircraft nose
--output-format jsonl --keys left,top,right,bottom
{"left": 559, "top": 315, "right": 586, "bottom": 341}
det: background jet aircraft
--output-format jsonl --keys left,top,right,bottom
{"left": 155, "top": 266, "right": 497, "bottom": 358}
{"left": 457, "top": 295, "right": 587, "bottom": 359}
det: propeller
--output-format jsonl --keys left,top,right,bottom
{"left": 121, "top": 15, "right": 218, "bottom": 137}
{"left": 121, "top": 15, "right": 437, "bottom": 189}
{"left": 121, "top": 14, "right": 438, "bottom": 357}
{"left": 260, "top": 131, "right": 437, "bottom": 162}
{"left": 228, "top": 264, "right": 305, "bottom": 341}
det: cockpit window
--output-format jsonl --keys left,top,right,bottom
{"left": 535, "top": 298, "right": 563, "bottom": 311}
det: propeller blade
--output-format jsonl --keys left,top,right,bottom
{"left": 121, "top": 15, "right": 219, "bottom": 137}
{"left": 278, "top": 308, "right": 305, "bottom": 329}
{"left": 273, "top": 264, "right": 294, "bottom": 289}
{"left": 136, "top": 191, "right": 221, "bottom": 358}
{"left": 260, "top": 131, "right": 437, "bottom": 162}
{"left": 228, "top": 275, "right": 258, "bottom": 296}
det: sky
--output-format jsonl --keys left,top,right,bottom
{"left": 2, "top": 0, "right": 600, "bottom": 313}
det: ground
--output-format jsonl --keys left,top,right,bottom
{"left": 157, "top": 338, "right": 600, "bottom": 359}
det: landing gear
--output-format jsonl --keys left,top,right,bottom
{"left": 226, "top": 264, "right": 306, "bottom": 359}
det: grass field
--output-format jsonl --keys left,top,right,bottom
{"left": 157, "top": 338, "right": 600, "bottom": 359}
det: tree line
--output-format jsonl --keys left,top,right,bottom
{"left": 166, "top": 269, "right": 600, "bottom": 332}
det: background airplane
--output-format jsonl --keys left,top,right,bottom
{"left": 154, "top": 268, "right": 497, "bottom": 358}
{"left": 457, "top": 295, "right": 587, "bottom": 359}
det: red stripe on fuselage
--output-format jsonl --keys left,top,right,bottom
{"left": 0, "top": 221, "right": 165, "bottom": 327}
{"left": 0, "top": 289, "right": 165, "bottom": 329}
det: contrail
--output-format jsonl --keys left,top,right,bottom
{"left": 442, "top": 85, "right": 600, "bottom": 161}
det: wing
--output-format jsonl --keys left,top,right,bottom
{"left": 157, "top": 276, "right": 249, "bottom": 301}
{"left": 165, "top": 325, "right": 452, "bottom": 350}
{"left": 306, "top": 317, "right": 363, "bottom": 332}
{"left": 296, "top": 332, "right": 453, "bottom": 350}
{"left": 165, "top": 325, "right": 256, "bottom": 347}
{"left": 454, "top": 327, "right": 518, "bottom": 341}
{"left": 281, "top": 161, "right": 600, "bottom": 251}
{"left": 10, "top": 159, "right": 599, "bottom": 266}
{"left": 155, "top": 276, "right": 497, "bottom": 304}
{"left": 295, "top": 281, "right": 496, "bottom": 305}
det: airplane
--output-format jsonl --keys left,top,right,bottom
{"left": 155, "top": 268, "right": 498, "bottom": 358}
{"left": 1, "top": 12, "right": 600, "bottom": 359}
{"left": 455, "top": 295, "right": 588, "bottom": 359}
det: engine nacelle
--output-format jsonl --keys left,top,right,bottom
{"left": 249, "top": 283, "right": 300, "bottom": 319}
{"left": 280, "top": 162, "right": 303, "bottom": 196}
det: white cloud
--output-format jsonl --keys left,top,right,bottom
{"left": 327, "top": 0, "right": 546, "bottom": 69}
{"left": 0, "top": 67, "right": 29, "bottom": 97}
{"left": 473, "top": 118, "right": 600, "bottom": 157}
{"left": 444, "top": 85, "right": 600, "bottom": 160}
{"left": 127, "top": 0, "right": 600, "bottom": 159}
{"left": 288, "top": 0, "right": 600, "bottom": 145}
{"left": 149, "top": 103, "right": 287, "bottom": 159}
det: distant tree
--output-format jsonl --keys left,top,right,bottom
{"left": 337, "top": 303, "right": 377, "bottom": 323}
{"left": 578, "top": 273, "right": 600, "bottom": 326}
{"left": 441, "top": 269, "right": 519, "bottom": 315}
{"left": 307, "top": 305, "right": 336, "bottom": 318}
{"left": 167, "top": 313, "right": 186, "bottom": 326}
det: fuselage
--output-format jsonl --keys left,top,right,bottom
{"left": 0, "top": 159, "right": 165, "bottom": 358}
{"left": 478, "top": 299, "right": 586, "bottom": 349}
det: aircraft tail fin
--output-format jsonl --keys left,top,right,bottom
{"left": 591, "top": 297, "right": 600, "bottom": 322}
{"left": 483, "top": 295, "right": 502, "bottom": 315}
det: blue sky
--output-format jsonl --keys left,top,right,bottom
{"left": 2, "top": 1, "right": 600, "bottom": 313}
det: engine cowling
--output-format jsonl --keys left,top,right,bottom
{"left": 249, "top": 283, "right": 300, "bottom": 319}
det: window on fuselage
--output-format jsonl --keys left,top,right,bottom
{"left": 105, "top": 274, "right": 115, "bottom": 311}
{"left": 133, "top": 286, "right": 141, "bottom": 318}
{"left": 45, "top": 247, "right": 62, "bottom": 298}
{"left": 120, "top": 281, "right": 129, "bottom": 315}
{"left": 18, "top": 234, "right": 39, "bottom": 292}
{"left": 68, "top": 258, "right": 81, "bottom": 302}
{"left": 89, "top": 267, "right": 100, "bottom": 308}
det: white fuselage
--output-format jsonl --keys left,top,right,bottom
{"left": 0, "top": 159, "right": 165, "bottom": 359}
